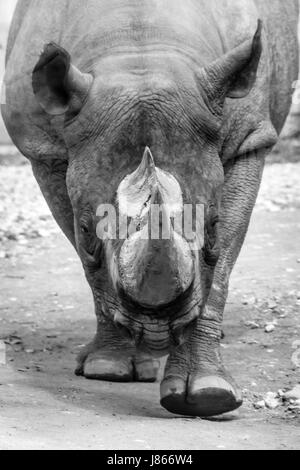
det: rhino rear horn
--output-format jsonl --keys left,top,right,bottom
{"left": 32, "top": 42, "right": 93, "bottom": 116}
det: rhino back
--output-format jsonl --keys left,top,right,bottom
{"left": 6, "top": 0, "right": 285, "bottom": 80}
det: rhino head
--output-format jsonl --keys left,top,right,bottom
{"left": 31, "top": 22, "right": 262, "bottom": 355}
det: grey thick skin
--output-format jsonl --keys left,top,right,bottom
{"left": 2, "top": 0, "right": 299, "bottom": 417}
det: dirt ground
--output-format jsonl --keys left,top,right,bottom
{"left": 0, "top": 156, "right": 300, "bottom": 450}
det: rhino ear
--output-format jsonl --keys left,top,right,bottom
{"left": 32, "top": 43, "right": 93, "bottom": 116}
{"left": 204, "top": 20, "right": 262, "bottom": 103}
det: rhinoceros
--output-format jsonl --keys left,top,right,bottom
{"left": 2, "top": 0, "right": 298, "bottom": 417}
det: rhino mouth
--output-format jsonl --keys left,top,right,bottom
{"left": 113, "top": 298, "right": 201, "bottom": 357}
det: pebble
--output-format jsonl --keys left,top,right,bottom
{"left": 245, "top": 339, "right": 259, "bottom": 345}
{"left": 288, "top": 400, "right": 300, "bottom": 412}
{"left": 254, "top": 400, "right": 266, "bottom": 410}
{"left": 244, "top": 321, "right": 260, "bottom": 329}
{"left": 242, "top": 296, "right": 257, "bottom": 306}
{"left": 264, "top": 392, "right": 280, "bottom": 410}
{"left": 267, "top": 300, "right": 278, "bottom": 310}
{"left": 25, "top": 349, "right": 35, "bottom": 354}
{"left": 283, "top": 385, "right": 300, "bottom": 402}
{"left": 255, "top": 392, "right": 281, "bottom": 411}
{"left": 265, "top": 324, "right": 276, "bottom": 333}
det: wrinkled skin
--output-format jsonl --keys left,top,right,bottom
{"left": 2, "top": 0, "right": 298, "bottom": 417}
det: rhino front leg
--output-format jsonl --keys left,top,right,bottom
{"left": 161, "top": 150, "right": 266, "bottom": 417}
{"left": 31, "top": 160, "right": 159, "bottom": 382}
{"left": 76, "top": 315, "right": 160, "bottom": 383}
{"left": 31, "top": 159, "right": 75, "bottom": 246}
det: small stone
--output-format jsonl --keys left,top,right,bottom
{"left": 265, "top": 398, "right": 280, "bottom": 410}
{"left": 245, "top": 339, "right": 259, "bottom": 345}
{"left": 25, "top": 349, "right": 35, "bottom": 354}
{"left": 267, "top": 300, "right": 278, "bottom": 310}
{"left": 254, "top": 400, "right": 266, "bottom": 410}
{"left": 265, "top": 324, "right": 275, "bottom": 333}
{"left": 288, "top": 401, "right": 300, "bottom": 412}
{"left": 6, "top": 232, "right": 18, "bottom": 241}
{"left": 265, "top": 392, "right": 277, "bottom": 400}
{"left": 242, "top": 296, "right": 257, "bottom": 306}
{"left": 5, "top": 336, "right": 22, "bottom": 346}
{"left": 264, "top": 392, "right": 280, "bottom": 410}
{"left": 244, "top": 321, "right": 260, "bottom": 329}
{"left": 283, "top": 385, "right": 300, "bottom": 402}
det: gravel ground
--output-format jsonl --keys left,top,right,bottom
{"left": 0, "top": 160, "right": 59, "bottom": 260}
{"left": 256, "top": 162, "right": 300, "bottom": 212}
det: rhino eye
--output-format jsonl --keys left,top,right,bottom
{"left": 211, "top": 215, "right": 219, "bottom": 227}
{"left": 80, "top": 224, "right": 89, "bottom": 234}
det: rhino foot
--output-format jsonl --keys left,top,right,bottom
{"left": 160, "top": 372, "right": 242, "bottom": 418}
{"left": 75, "top": 344, "right": 160, "bottom": 383}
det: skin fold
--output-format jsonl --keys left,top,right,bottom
{"left": 2, "top": 0, "right": 299, "bottom": 417}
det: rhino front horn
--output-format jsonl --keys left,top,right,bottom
{"left": 117, "top": 148, "right": 195, "bottom": 308}
{"left": 32, "top": 42, "right": 93, "bottom": 116}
